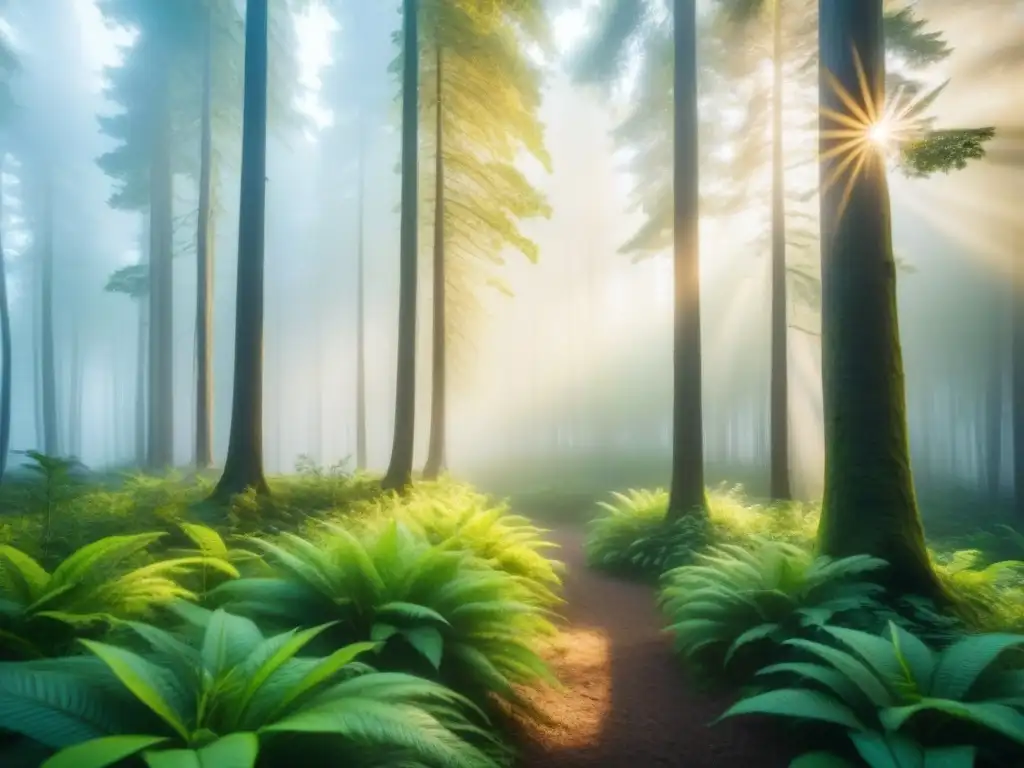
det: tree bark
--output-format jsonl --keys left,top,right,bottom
{"left": 68, "top": 329, "right": 82, "bottom": 458}
{"left": 195, "top": 8, "right": 215, "bottom": 470}
{"left": 1014, "top": 231, "right": 1024, "bottom": 518}
{"left": 0, "top": 176, "right": 11, "bottom": 480}
{"left": 381, "top": 0, "right": 420, "bottom": 493}
{"left": 423, "top": 44, "right": 446, "bottom": 480}
{"left": 211, "top": 0, "right": 270, "bottom": 500}
{"left": 135, "top": 213, "right": 149, "bottom": 467}
{"left": 769, "top": 0, "right": 791, "bottom": 501}
{"left": 355, "top": 115, "right": 368, "bottom": 472}
{"left": 667, "top": 0, "right": 706, "bottom": 519}
{"left": 985, "top": 301, "right": 1004, "bottom": 501}
{"left": 148, "top": 58, "right": 175, "bottom": 470}
{"left": 815, "top": 0, "right": 942, "bottom": 598}
{"left": 40, "top": 175, "right": 58, "bottom": 457}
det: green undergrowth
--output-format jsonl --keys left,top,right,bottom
{"left": 0, "top": 461, "right": 564, "bottom": 767}
{"left": 0, "top": 453, "right": 382, "bottom": 566}
{"left": 587, "top": 485, "right": 1024, "bottom": 765}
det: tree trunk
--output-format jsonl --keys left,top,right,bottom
{"left": 815, "top": 0, "right": 942, "bottom": 598}
{"left": 148, "top": 60, "right": 175, "bottom": 470}
{"left": 667, "top": 0, "right": 706, "bottom": 519}
{"left": 40, "top": 175, "right": 59, "bottom": 457}
{"left": 0, "top": 177, "right": 11, "bottom": 480}
{"left": 1014, "top": 233, "right": 1024, "bottom": 518}
{"left": 211, "top": 0, "right": 270, "bottom": 500}
{"left": 68, "top": 329, "right": 82, "bottom": 458}
{"left": 355, "top": 115, "right": 368, "bottom": 472}
{"left": 769, "top": 0, "right": 791, "bottom": 501}
{"left": 986, "top": 303, "right": 1004, "bottom": 501}
{"left": 381, "top": 0, "right": 420, "bottom": 493}
{"left": 135, "top": 213, "right": 149, "bottom": 466}
{"left": 195, "top": 9, "right": 215, "bottom": 470}
{"left": 423, "top": 45, "right": 446, "bottom": 480}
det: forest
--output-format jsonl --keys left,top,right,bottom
{"left": 0, "top": 0, "right": 1021, "bottom": 766}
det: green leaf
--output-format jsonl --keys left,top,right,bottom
{"left": 200, "top": 610, "right": 263, "bottom": 679}
{"left": 269, "top": 641, "right": 377, "bottom": 719}
{"left": 929, "top": 634, "right": 1024, "bottom": 700}
{"left": 789, "top": 753, "right": 857, "bottom": 768}
{"left": 403, "top": 626, "right": 445, "bottom": 669}
{"left": 724, "top": 623, "right": 778, "bottom": 666}
{"left": 43, "top": 735, "right": 169, "bottom": 768}
{"left": 376, "top": 601, "right": 451, "bottom": 626}
{"left": 716, "top": 688, "right": 866, "bottom": 730}
{"left": 79, "top": 640, "right": 190, "bottom": 741}
{"left": 370, "top": 623, "right": 399, "bottom": 642}
{"left": 236, "top": 623, "right": 337, "bottom": 721}
{"left": 923, "top": 746, "right": 975, "bottom": 768}
{"left": 881, "top": 699, "right": 1024, "bottom": 746}
{"left": 142, "top": 733, "right": 259, "bottom": 768}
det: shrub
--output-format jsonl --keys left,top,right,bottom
{"left": 659, "top": 539, "right": 887, "bottom": 676}
{"left": 720, "top": 621, "right": 1024, "bottom": 766}
{"left": 0, "top": 608, "right": 505, "bottom": 767}
{"left": 931, "top": 548, "right": 1024, "bottom": 634}
{"left": 0, "top": 531, "right": 236, "bottom": 661}
{"left": 383, "top": 481, "right": 563, "bottom": 605}
{"left": 585, "top": 489, "right": 709, "bottom": 580}
{"left": 208, "top": 519, "right": 558, "bottom": 712}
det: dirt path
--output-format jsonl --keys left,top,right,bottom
{"left": 513, "top": 526, "right": 797, "bottom": 767}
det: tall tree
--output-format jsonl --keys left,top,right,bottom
{"left": 211, "top": 0, "right": 271, "bottom": 499}
{"left": 417, "top": 0, "right": 550, "bottom": 479}
{"left": 194, "top": 3, "right": 215, "bottom": 470}
{"left": 423, "top": 42, "right": 446, "bottom": 479}
{"left": 38, "top": 174, "right": 58, "bottom": 456}
{"left": 381, "top": 0, "right": 421, "bottom": 492}
{"left": 0, "top": 20, "right": 14, "bottom": 480}
{"left": 355, "top": 122, "right": 367, "bottom": 471}
{"left": 814, "top": 0, "right": 938, "bottom": 596}
{"left": 668, "top": 0, "right": 707, "bottom": 518}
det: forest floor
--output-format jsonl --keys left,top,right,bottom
{"left": 510, "top": 525, "right": 797, "bottom": 768}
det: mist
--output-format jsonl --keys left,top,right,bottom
{"left": 0, "top": 0, "right": 1019, "bottom": 516}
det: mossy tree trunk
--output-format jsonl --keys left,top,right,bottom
{"left": 667, "top": 0, "right": 707, "bottom": 520}
{"left": 382, "top": 0, "right": 420, "bottom": 493}
{"left": 769, "top": 0, "right": 791, "bottom": 501}
{"left": 423, "top": 44, "right": 446, "bottom": 481}
{"left": 195, "top": 6, "right": 215, "bottom": 471}
{"left": 211, "top": 0, "right": 270, "bottom": 500}
{"left": 815, "top": 0, "right": 942, "bottom": 598}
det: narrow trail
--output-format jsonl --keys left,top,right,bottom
{"left": 512, "top": 526, "right": 797, "bottom": 768}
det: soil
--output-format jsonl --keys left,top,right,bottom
{"left": 511, "top": 526, "right": 799, "bottom": 768}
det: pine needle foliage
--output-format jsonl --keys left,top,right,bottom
{"left": 0, "top": 608, "right": 505, "bottom": 767}
{"left": 392, "top": 0, "right": 552, "bottom": 342}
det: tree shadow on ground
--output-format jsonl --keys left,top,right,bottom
{"left": 508, "top": 526, "right": 798, "bottom": 768}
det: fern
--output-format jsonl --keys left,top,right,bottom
{"left": 585, "top": 488, "right": 709, "bottom": 580}
{"left": 720, "top": 621, "right": 1024, "bottom": 764}
{"left": 208, "top": 519, "right": 559, "bottom": 713}
{"left": 0, "top": 533, "right": 237, "bottom": 660}
{"left": 659, "top": 539, "right": 887, "bottom": 675}
{"left": 0, "top": 608, "right": 506, "bottom": 767}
